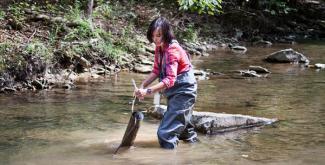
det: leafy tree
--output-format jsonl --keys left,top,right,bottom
{"left": 177, "top": 0, "right": 223, "bottom": 15}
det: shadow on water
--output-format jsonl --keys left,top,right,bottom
{"left": 1, "top": 43, "right": 325, "bottom": 164}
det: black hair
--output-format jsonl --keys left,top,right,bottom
{"left": 147, "top": 17, "right": 175, "bottom": 44}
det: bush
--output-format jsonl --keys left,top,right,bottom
{"left": 64, "top": 20, "right": 95, "bottom": 41}
{"left": 93, "top": 2, "right": 113, "bottom": 19}
{"left": 177, "top": 0, "right": 223, "bottom": 15}
{"left": 24, "top": 41, "right": 52, "bottom": 63}
{"left": 96, "top": 40, "right": 122, "bottom": 61}
{"left": 0, "top": 43, "right": 26, "bottom": 75}
{"left": 0, "top": 43, "right": 11, "bottom": 72}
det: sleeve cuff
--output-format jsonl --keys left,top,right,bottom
{"left": 162, "top": 78, "right": 170, "bottom": 88}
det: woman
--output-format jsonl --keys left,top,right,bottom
{"left": 135, "top": 17, "right": 198, "bottom": 149}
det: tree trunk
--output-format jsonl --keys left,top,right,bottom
{"left": 86, "top": 0, "right": 94, "bottom": 30}
{"left": 86, "top": 0, "right": 94, "bottom": 19}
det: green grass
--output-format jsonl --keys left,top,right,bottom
{"left": 25, "top": 41, "right": 52, "bottom": 63}
{"left": 0, "top": 9, "right": 5, "bottom": 21}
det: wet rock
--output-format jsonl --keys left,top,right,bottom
{"left": 307, "top": 63, "right": 325, "bottom": 69}
{"left": 315, "top": 63, "right": 325, "bottom": 69}
{"left": 278, "top": 39, "right": 296, "bottom": 45}
{"left": 106, "top": 65, "right": 117, "bottom": 72}
{"left": 62, "top": 82, "right": 75, "bottom": 90}
{"left": 74, "top": 56, "right": 91, "bottom": 69}
{"left": 3, "top": 87, "right": 16, "bottom": 93}
{"left": 76, "top": 72, "right": 102, "bottom": 82}
{"left": 253, "top": 40, "right": 272, "bottom": 47}
{"left": 134, "top": 63, "right": 152, "bottom": 73}
{"left": 191, "top": 111, "right": 278, "bottom": 134}
{"left": 193, "top": 69, "right": 209, "bottom": 80}
{"left": 147, "top": 105, "right": 167, "bottom": 119}
{"left": 265, "top": 48, "right": 309, "bottom": 63}
{"left": 187, "top": 48, "right": 202, "bottom": 56}
{"left": 140, "top": 58, "right": 154, "bottom": 65}
{"left": 147, "top": 105, "right": 278, "bottom": 134}
{"left": 92, "top": 67, "right": 107, "bottom": 75}
{"left": 229, "top": 44, "right": 247, "bottom": 53}
{"left": 248, "top": 65, "right": 271, "bottom": 73}
{"left": 238, "top": 70, "right": 261, "bottom": 77}
{"left": 284, "top": 35, "right": 296, "bottom": 41}
{"left": 194, "top": 45, "right": 207, "bottom": 53}
{"left": 202, "top": 52, "right": 210, "bottom": 57}
{"left": 206, "top": 44, "right": 218, "bottom": 51}
{"left": 210, "top": 71, "right": 225, "bottom": 76}
{"left": 31, "top": 80, "right": 44, "bottom": 90}
{"left": 0, "top": 78, "right": 4, "bottom": 87}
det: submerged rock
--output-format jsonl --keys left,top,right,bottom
{"left": 265, "top": 48, "right": 309, "bottom": 63}
{"left": 315, "top": 63, "right": 325, "bottom": 69}
{"left": 192, "top": 111, "right": 277, "bottom": 134}
{"left": 193, "top": 69, "right": 209, "bottom": 80}
{"left": 237, "top": 70, "right": 262, "bottom": 77}
{"left": 248, "top": 65, "right": 271, "bottom": 73}
{"left": 253, "top": 40, "right": 272, "bottom": 47}
{"left": 229, "top": 44, "right": 247, "bottom": 53}
{"left": 147, "top": 105, "right": 277, "bottom": 134}
{"left": 307, "top": 63, "right": 325, "bottom": 69}
{"left": 147, "top": 105, "right": 167, "bottom": 119}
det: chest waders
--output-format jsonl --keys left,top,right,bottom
{"left": 157, "top": 41, "right": 198, "bottom": 149}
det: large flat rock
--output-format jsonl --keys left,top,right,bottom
{"left": 192, "top": 111, "right": 277, "bottom": 134}
{"left": 147, "top": 105, "right": 278, "bottom": 135}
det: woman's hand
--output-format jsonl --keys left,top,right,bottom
{"left": 135, "top": 88, "right": 147, "bottom": 100}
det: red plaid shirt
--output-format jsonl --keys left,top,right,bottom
{"left": 152, "top": 42, "right": 191, "bottom": 88}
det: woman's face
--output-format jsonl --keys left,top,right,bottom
{"left": 152, "top": 28, "right": 163, "bottom": 47}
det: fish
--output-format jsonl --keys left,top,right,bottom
{"left": 114, "top": 111, "right": 144, "bottom": 154}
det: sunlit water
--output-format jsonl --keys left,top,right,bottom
{"left": 1, "top": 43, "right": 324, "bottom": 165}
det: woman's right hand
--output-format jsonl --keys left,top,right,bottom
{"left": 134, "top": 89, "right": 145, "bottom": 100}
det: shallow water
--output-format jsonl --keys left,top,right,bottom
{"left": 1, "top": 43, "right": 325, "bottom": 165}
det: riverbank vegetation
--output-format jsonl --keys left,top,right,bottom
{"left": 0, "top": 0, "right": 324, "bottom": 93}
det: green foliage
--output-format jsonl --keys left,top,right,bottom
{"left": 177, "top": 24, "right": 198, "bottom": 42}
{"left": 177, "top": 0, "right": 223, "bottom": 15}
{"left": 24, "top": 41, "right": 52, "bottom": 63}
{"left": 65, "top": 1, "right": 83, "bottom": 21}
{"left": 49, "top": 24, "right": 62, "bottom": 45}
{"left": 0, "top": 42, "right": 25, "bottom": 72}
{"left": 64, "top": 20, "right": 95, "bottom": 41}
{"left": 93, "top": 2, "right": 113, "bottom": 19}
{"left": 0, "top": 9, "right": 5, "bottom": 21}
{"left": 0, "top": 43, "right": 11, "bottom": 71}
{"left": 263, "top": 0, "right": 297, "bottom": 15}
{"left": 96, "top": 40, "right": 122, "bottom": 61}
{"left": 7, "top": 2, "right": 28, "bottom": 23}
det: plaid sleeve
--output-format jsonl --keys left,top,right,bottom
{"left": 161, "top": 45, "right": 179, "bottom": 88}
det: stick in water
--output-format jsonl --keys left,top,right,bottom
{"left": 131, "top": 79, "right": 137, "bottom": 112}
